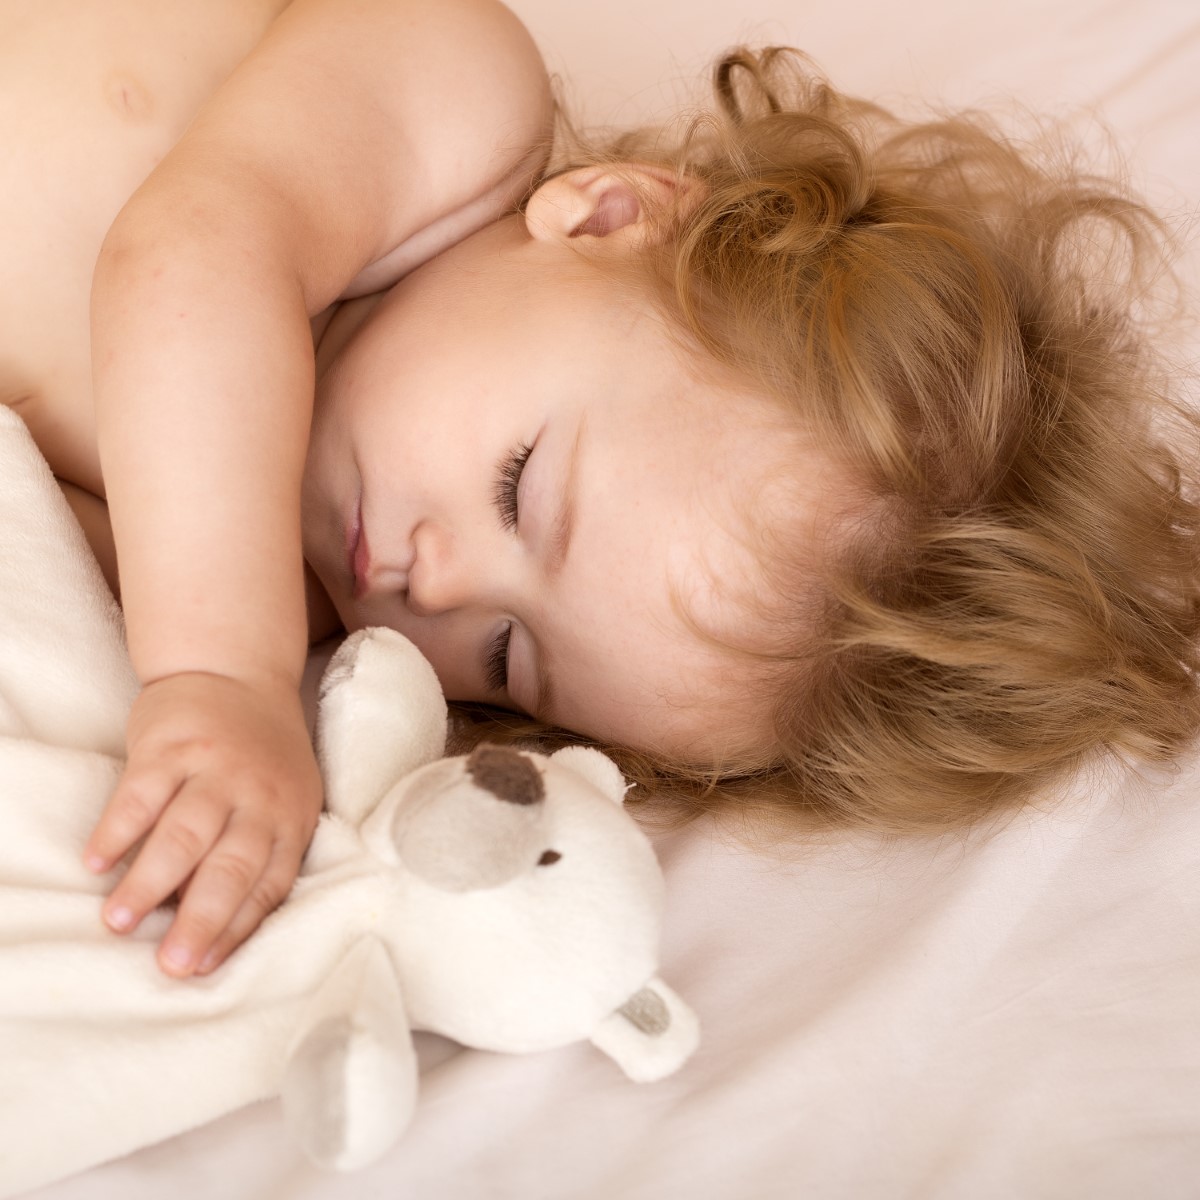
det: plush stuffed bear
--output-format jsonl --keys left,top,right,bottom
{"left": 289, "top": 627, "right": 701, "bottom": 1172}
{"left": 0, "top": 406, "right": 698, "bottom": 1197}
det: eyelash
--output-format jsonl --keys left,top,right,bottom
{"left": 493, "top": 441, "right": 533, "bottom": 532}
{"left": 484, "top": 441, "right": 532, "bottom": 694}
{"left": 484, "top": 622, "right": 512, "bottom": 694}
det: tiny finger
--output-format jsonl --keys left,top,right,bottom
{"left": 158, "top": 823, "right": 277, "bottom": 977}
{"left": 85, "top": 765, "right": 185, "bottom": 872}
{"left": 194, "top": 838, "right": 303, "bottom": 975}
{"left": 102, "top": 791, "right": 226, "bottom": 936}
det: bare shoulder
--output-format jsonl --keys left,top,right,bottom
{"left": 249, "top": 0, "right": 556, "bottom": 295}
{"left": 118, "top": 0, "right": 555, "bottom": 303}
{"left": 329, "top": 0, "right": 556, "bottom": 292}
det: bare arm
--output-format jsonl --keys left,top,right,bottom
{"left": 86, "top": 0, "right": 551, "bottom": 977}
{"left": 95, "top": 0, "right": 550, "bottom": 689}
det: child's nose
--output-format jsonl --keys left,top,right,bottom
{"left": 405, "top": 519, "right": 492, "bottom": 618}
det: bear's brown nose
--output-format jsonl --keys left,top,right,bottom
{"left": 466, "top": 745, "right": 544, "bottom": 806}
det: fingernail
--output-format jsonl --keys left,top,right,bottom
{"left": 163, "top": 944, "right": 193, "bottom": 972}
{"left": 84, "top": 853, "right": 107, "bottom": 873}
{"left": 198, "top": 951, "right": 219, "bottom": 974}
{"left": 106, "top": 905, "right": 134, "bottom": 931}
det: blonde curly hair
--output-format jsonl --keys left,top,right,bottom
{"left": 459, "top": 47, "right": 1200, "bottom": 837}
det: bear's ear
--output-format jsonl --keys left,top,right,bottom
{"left": 282, "top": 936, "right": 417, "bottom": 1170}
{"left": 316, "top": 629, "right": 447, "bottom": 827}
{"left": 589, "top": 977, "right": 700, "bottom": 1082}
{"left": 548, "top": 746, "right": 629, "bottom": 805}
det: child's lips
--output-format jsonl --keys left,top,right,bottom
{"left": 348, "top": 497, "right": 413, "bottom": 603}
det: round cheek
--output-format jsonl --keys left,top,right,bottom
{"left": 414, "top": 640, "right": 488, "bottom": 703}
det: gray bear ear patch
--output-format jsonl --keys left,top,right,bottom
{"left": 466, "top": 745, "right": 544, "bottom": 806}
{"left": 617, "top": 987, "right": 671, "bottom": 1037}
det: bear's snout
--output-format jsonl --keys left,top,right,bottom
{"left": 384, "top": 747, "right": 552, "bottom": 892}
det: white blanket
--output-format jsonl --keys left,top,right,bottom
{"left": 0, "top": 408, "right": 318, "bottom": 1195}
{"left": 13, "top": 0, "right": 1200, "bottom": 1195}
{"left": 0, "top": 408, "right": 135, "bottom": 752}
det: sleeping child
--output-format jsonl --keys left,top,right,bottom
{"left": 2, "top": 0, "right": 1196, "bottom": 980}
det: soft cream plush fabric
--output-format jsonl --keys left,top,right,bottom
{"left": 18, "top": 2, "right": 1200, "bottom": 1197}
{"left": 0, "top": 406, "right": 135, "bottom": 753}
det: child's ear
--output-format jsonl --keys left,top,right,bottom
{"left": 524, "top": 163, "right": 701, "bottom": 249}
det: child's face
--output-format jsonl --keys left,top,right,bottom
{"left": 302, "top": 213, "right": 830, "bottom": 763}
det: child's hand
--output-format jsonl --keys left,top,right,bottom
{"left": 84, "top": 672, "right": 323, "bottom": 979}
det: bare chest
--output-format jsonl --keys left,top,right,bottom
{"left": 0, "top": 0, "right": 292, "bottom": 493}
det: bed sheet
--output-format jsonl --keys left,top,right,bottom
{"left": 24, "top": 1, "right": 1200, "bottom": 1197}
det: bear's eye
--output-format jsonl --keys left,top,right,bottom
{"left": 537, "top": 850, "right": 562, "bottom": 867}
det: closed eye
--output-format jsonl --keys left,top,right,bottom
{"left": 483, "top": 622, "right": 513, "bottom": 694}
{"left": 493, "top": 441, "right": 533, "bottom": 532}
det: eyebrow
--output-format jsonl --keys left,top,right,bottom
{"left": 528, "top": 420, "right": 584, "bottom": 720}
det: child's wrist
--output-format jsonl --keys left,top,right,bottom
{"left": 125, "top": 603, "right": 309, "bottom": 698}
{"left": 137, "top": 663, "right": 303, "bottom": 700}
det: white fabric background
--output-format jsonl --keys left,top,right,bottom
{"left": 25, "top": 2, "right": 1200, "bottom": 1198}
